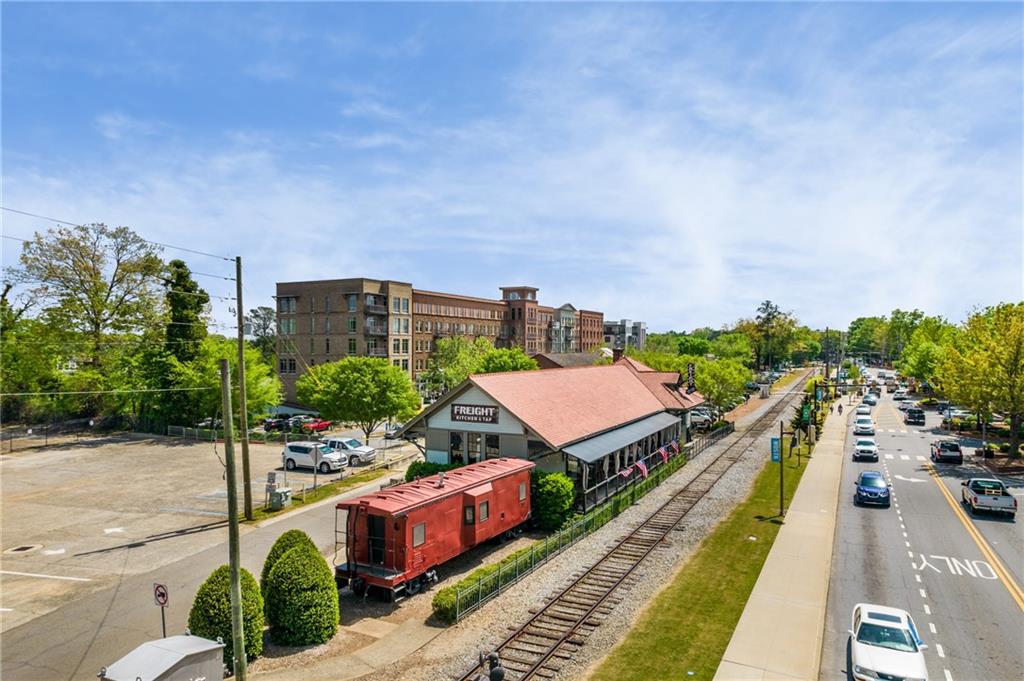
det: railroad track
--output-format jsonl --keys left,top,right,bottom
{"left": 457, "top": 372, "right": 812, "bottom": 681}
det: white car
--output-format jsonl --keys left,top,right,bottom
{"left": 282, "top": 441, "right": 347, "bottom": 473}
{"left": 855, "top": 404, "right": 872, "bottom": 416}
{"left": 854, "top": 416, "right": 875, "bottom": 436}
{"left": 853, "top": 438, "right": 879, "bottom": 461}
{"left": 321, "top": 437, "right": 377, "bottom": 465}
{"left": 892, "top": 389, "right": 908, "bottom": 401}
{"left": 849, "top": 603, "right": 929, "bottom": 681}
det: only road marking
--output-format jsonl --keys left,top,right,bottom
{"left": 0, "top": 570, "right": 92, "bottom": 582}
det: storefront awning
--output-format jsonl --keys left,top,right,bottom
{"left": 561, "top": 412, "right": 680, "bottom": 464}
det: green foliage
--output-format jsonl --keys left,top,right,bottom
{"left": 164, "top": 259, "right": 209, "bottom": 363}
{"left": 404, "top": 460, "right": 459, "bottom": 482}
{"left": 296, "top": 356, "right": 420, "bottom": 439}
{"left": 420, "top": 336, "right": 494, "bottom": 393}
{"left": 939, "top": 303, "right": 1024, "bottom": 459}
{"left": 695, "top": 359, "right": 752, "bottom": 416}
{"left": 709, "top": 333, "right": 754, "bottom": 366}
{"left": 261, "top": 530, "right": 317, "bottom": 602}
{"left": 265, "top": 545, "right": 339, "bottom": 646}
{"left": 676, "top": 335, "right": 711, "bottom": 356}
{"left": 245, "top": 306, "right": 277, "bottom": 363}
{"left": 188, "top": 565, "right": 264, "bottom": 665}
{"left": 478, "top": 347, "right": 539, "bottom": 373}
{"left": 897, "top": 316, "right": 956, "bottom": 383}
{"left": 533, "top": 471, "right": 575, "bottom": 531}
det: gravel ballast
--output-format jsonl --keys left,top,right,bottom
{"left": 377, "top": 388, "right": 806, "bottom": 681}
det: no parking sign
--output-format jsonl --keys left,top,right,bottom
{"left": 153, "top": 583, "right": 169, "bottom": 607}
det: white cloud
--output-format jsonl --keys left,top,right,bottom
{"left": 94, "top": 112, "right": 169, "bottom": 140}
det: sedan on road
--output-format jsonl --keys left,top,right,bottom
{"left": 855, "top": 404, "right": 872, "bottom": 416}
{"left": 849, "top": 603, "right": 929, "bottom": 681}
{"left": 854, "top": 416, "right": 876, "bottom": 436}
{"left": 853, "top": 471, "right": 891, "bottom": 507}
{"left": 853, "top": 438, "right": 879, "bottom": 461}
{"left": 862, "top": 394, "right": 878, "bottom": 406}
{"left": 930, "top": 439, "right": 964, "bottom": 464}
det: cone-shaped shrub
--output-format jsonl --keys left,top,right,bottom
{"left": 261, "top": 529, "right": 317, "bottom": 602}
{"left": 265, "top": 544, "right": 339, "bottom": 646}
{"left": 188, "top": 564, "right": 264, "bottom": 665}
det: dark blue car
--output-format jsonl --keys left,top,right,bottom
{"left": 854, "top": 471, "right": 891, "bottom": 507}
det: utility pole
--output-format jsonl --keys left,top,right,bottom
{"left": 824, "top": 326, "right": 830, "bottom": 384}
{"left": 235, "top": 256, "right": 253, "bottom": 521}
{"left": 779, "top": 420, "right": 786, "bottom": 517}
{"left": 219, "top": 359, "right": 248, "bottom": 681}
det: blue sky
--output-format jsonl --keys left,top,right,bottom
{"left": 2, "top": 2, "right": 1021, "bottom": 332}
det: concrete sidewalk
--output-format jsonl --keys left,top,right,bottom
{"left": 714, "top": 403, "right": 848, "bottom": 681}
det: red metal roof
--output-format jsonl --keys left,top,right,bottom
{"left": 336, "top": 458, "right": 534, "bottom": 515}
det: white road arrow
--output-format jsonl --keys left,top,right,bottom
{"left": 894, "top": 474, "right": 926, "bottom": 483}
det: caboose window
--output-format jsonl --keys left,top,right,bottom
{"left": 519, "top": 482, "right": 527, "bottom": 501}
{"left": 463, "top": 505, "right": 475, "bottom": 525}
{"left": 479, "top": 501, "right": 489, "bottom": 522}
{"left": 413, "top": 522, "right": 426, "bottom": 547}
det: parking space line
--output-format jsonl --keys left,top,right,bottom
{"left": 923, "top": 604, "right": 931, "bottom": 615}
{"left": 928, "top": 622, "right": 937, "bottom": 634}
{"left": 0, "top": 570, "right": 91, "bottom": 582}
{"left": 915, "top": 574, "right": 921, "bottom": 583}
{"left": 936, "top": 643, "right": 945, "bottom": 658}
{"left": 944, "top": 669, "right": 953, "bottom": 681}
{"left": 919, "top": 588, "right": 927, "bottom": 598}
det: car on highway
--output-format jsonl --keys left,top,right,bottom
{"left": 862, "top": 393, "right": 878, "bottom": 406}
{"left": 321, "top": 437, "right": 377, "bottom": 465}
{"left": 853, "top": 438, "right": 879, "bottom": 461}
{"left": 930, "top": 439, "right": 963, "bottom": 464}
{"left": 961, "top": 478, "right": 1017, "bottom": 519}
{"left": 853, "top": 470, "right": 891, "bottom": 507}
{"left": 892, "top": 389, "right": 908, "bottom": 401}
{"left": 897, "top": 399, "right": 914, "bottom": 411}
{"left": 282, "top": 441, "right": 347, "bottom": 473}
{"left": 855, "top": 404, "right": 872, "bottom": 416}
{"left": 854, "top": 416, "right": 875, "bottom": 436}
{"left": 849, "top": 603, "right": 928, "bottom": 681}
{"left": 904, "top": 407, "right": 926, "bottom": 426}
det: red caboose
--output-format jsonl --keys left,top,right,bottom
{"left": 334, "top": 458, "right": 534, "bottom": 598}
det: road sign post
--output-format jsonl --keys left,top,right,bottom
{"left": 153, "top": 583, "right": 169, "bottom": 638}
{"left": 778, "top": 421, "right": 785, "bottom": 517}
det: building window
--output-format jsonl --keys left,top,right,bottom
{"left": 467, "top": 433, "right": 481, "bottom": 464}
{"left": 324, "top": 317, "right": 331, "bottom": 333}
{"left": 393, "top": 338, "right": 401, "bottom": 354}
{"left": 279, "top": 358, "right": 296, "bottom": 374}
{"left": 393, "top": 359, "right": 400, "bottom": 367}
{"left": 450, "top": 432, "right": 464, "bottom": 464}
{"left": 324, "top": 296, "right": 330, "bottom": 312}
{"left": 325, "top": 338, "right": 330, "bottom": 354}
{"left": 415, "top": 358, "right": 423, "bottom": 370}
{"left": 392, "top": 296, "right": 401, "bottom": 312}
{"left": 485, "top": 434, "right": 500, "bottom": 459}
{"left": 401, "top": 338, "right": 409, "bottom": 354}
{"left": 278, "top": 318, "right": 296, "bottom": 335}
{"left": 519, "top": 482, "right": 526, "bottom": 501}
{"left": 402, "top": 318, "right": 410, "bottom": 334}
{"left": 310, "top": 337, "right": 314, "bottom": 355}
{"left": 277, "top": 296, "right": 297, "bottom": 313}
{"left": 310, "top": 318, "right": 316, "bottom": 334}
{"left": 463, "top": 505, "right": 475, "bottom": 525}
{"left": 413, "top": 522, "right": 426, "bottom": 547}
{"left": 392, "top": 318, "right": 400, "bottom": 333}
{"left": 348, "top": 338, "right": 357, "bottom": 354}
{"left": 402, "top": 297, "right": 409, "bottom": 313}
{"left": 402, "top": 358, "right": 409, "bottom": 371}
{"left": 348, "top": 317, "right": 356, "bottom": 333}
{"left": 346, "top": 294, "right": 357, "bottom": 311}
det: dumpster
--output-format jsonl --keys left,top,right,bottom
{"left": 99, "top": 634, "right": 224, "bottom": 681}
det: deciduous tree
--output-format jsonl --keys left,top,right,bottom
{"left": 478, "top": 347, "right": 538, "bottom": 373}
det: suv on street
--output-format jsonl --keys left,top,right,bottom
{"left": 321, "top": 437, "right": 377, "bottom": 465}
{"left": 282, "top": 442, "right": 347, "bottom": 473}
{"left": 854, "top": 416, "right": 875, "bottom": 436}
{"left": 853, "top": 438, "right": 879, "bottom": 461}
{"left": 904, "top": 408, "right": 925, "bottom": 426}
{"left": 930, "top": 440, "right": 963, "bottom": 464}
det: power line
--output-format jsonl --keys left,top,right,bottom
{"left": 0, "top": 206, "right": 235, "bottom": 262}
{"left": 1, "top": 386, "right": 217, "bottom": 398}
{"left": 192, "top": 271, "right": 236, "bottom": 282}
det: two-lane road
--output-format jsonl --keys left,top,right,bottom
{"left": 820, "top": 390, "right": 1023, "bottom": 680}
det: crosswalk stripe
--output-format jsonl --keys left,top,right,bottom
{"left": 885, "top": 454, "right": 895, "bottom": 460}
{"left": 900, "top": 455, "right": 910, "bottom": 461}
{"left": 916, "top": 456, "right": 926, "bottom": 461}
{"left": 900, "top": 429, "right": 908, "bottom": 433}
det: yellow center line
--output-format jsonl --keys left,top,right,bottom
{"left": 925, "top": 462, "right": 1024, "bottom": 611}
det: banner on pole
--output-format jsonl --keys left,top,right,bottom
{"left": 770, "top": 437, "right": 781, "bottom": 462}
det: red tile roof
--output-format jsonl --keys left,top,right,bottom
{"left": 615, "top": 358, "right": 706, "bottom": 410}
{"left": 470, "top": 365, "right": 667, "bottom": 448}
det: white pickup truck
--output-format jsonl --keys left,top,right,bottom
{"left": 961, "top": 478, "right": 1017, "bottom": 519}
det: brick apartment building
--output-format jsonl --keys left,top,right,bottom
{"left": 275, "top": 278, "right": 604, "bottom": 402}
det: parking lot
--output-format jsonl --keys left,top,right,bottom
{"left": 0, "top": 430, "right": 416, "bottom": 631}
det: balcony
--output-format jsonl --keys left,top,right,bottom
{"left": 365, "top": 303, "right": 387, "bottom": 315}
{"left": 366, "top": 347, "right": 388, "bottom": 357}
{"left": 364, "top": 325, "right": 387, "bottom": 336}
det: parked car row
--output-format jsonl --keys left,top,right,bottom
{"left": 281, "top": 436, "right": 378, "bottom": 473}
{"left": 263, "top": 415, "right": 333, "bottom": 434}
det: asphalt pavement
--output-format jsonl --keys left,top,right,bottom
{"left": 819, "top": 390, "right": 1024, "bottom": 681}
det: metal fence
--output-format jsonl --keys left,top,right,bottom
{"left": 448, "top": 421, "right": 736, "bottom": 622}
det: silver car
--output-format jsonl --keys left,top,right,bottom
{"left": 321, "top": 437, "right": 377, "bottom": 465}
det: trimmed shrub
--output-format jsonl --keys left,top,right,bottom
{"left": 533, "top": 471, "right": 575, "bottom": 532}
{"left": 261, "top": 529, "right": 317, "bottom": 603}
{"left": 265, "top": 545, "right": 339, "bottom": 646}
{"left": 404, "top": 460, "right": 458, "bottom": 482}
{"left": 188, "top": 565, "right": 264, "bottom": 665}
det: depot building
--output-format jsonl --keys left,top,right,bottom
{"left": 398, "top": 357, "right": 705, "bottom": 491}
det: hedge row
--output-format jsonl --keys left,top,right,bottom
{"left": 187, "top": 565, "right": 265, "bottom": 666}
{"left": 265, "top": 543, "right": 339, "bottom": 646}
{"left": 431, "top": 450, "right": 690, "bottom": 624}
{"left": 404, "top": 460, "right": 458, "bottom": 482}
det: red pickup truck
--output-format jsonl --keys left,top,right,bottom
{"left": 300, "top": 418, "right": 332, "bottom": 434}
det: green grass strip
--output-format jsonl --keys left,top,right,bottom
{"left": 245, "top": 468, "right": 394, "bottom": 524}
{"left": 589, "top": 438, "right": 813, "bottom": 681}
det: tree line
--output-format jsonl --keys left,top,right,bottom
{"left": 1, "top": 223, "right": 281, "bottom": 426}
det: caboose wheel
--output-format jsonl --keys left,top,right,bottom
{"left": 406, "top": 577, "right": 422, "bottom": 595}
{"left": 351, "top": 577, "right": 367, "bottom": 597}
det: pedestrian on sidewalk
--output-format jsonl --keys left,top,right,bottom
{"left": 830, "top": 404, "right": 834, "bottom": 415}
{"left": 838, "top": 404, "right": 843, "bottom": 416}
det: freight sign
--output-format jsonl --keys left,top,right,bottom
{"left": 451, "top": 404, "right": 499, "bottom": 424}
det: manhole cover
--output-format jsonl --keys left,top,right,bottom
{"left": 3, "top": 544, "right": 42, "bottom": 555}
